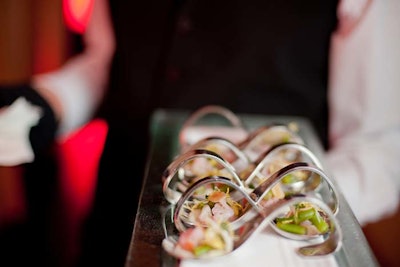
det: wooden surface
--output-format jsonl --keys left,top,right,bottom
{"left": 363, "top": 206, "right": 400, "bottom": 267}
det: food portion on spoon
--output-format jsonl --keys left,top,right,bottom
{"left": 273, "top": 201, "right": 330, "bottom": 238}
{"left": 163, "top": 219, "right": 235, "bottom": 259}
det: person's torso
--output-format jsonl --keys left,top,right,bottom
{"left": 107, "top": 0, "right": 338, "bottom": 147}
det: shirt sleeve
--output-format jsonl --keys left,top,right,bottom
{"left": 32, "top": 0, "right": 115, "bottom": 138}
{"left": 326, "top": 0, "right": 400, "bottom": 225}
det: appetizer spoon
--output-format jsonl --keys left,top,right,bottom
{"left": 239, "top": 124, "right": 304, "bottom": 162}
{"left": 251, "top": 162, "right": 339, "bottom": 215}
{"left": 173, "top": 162, "right": 339, "bottom": 240}
{"left": 184, "top": 136, "right": 251, "bottom": 173}
{"left": 236, "top": 195, "right": 342, "bottom": 257}
{"left": 173, "top": 176, "right": 259, "bottom": 233}
{"left": 244, "top": 142, "right": 324, "bottom": 190}
{"left": 179, "top": 105, "right": 247, "bottom": 151}
{"left": 251, "top": 162, "right": 339, "bottom": 241}
{"left": 162, "top": 149, "right": 247, "bottom": 204}
{"left": 163, "top": 192, "right": 342, "bottom": 260}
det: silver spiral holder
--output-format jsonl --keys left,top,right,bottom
{"left": 160, "top": 105, "right": 342, "bottom": 260}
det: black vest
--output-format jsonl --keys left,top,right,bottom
{"left": 105, "top": 0, "right": 338, "bottom": 148}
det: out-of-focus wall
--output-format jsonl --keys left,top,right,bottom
{"left": 0, "top": 0, "right": 32, "bottom": 84}
{"left": 0, "top": 0, "right": 67, "bottom": 84}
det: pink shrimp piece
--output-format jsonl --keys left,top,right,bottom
{"left": 191, "top": 157, "right": 214, "bottom": 176}
{"left": 212, "top": 200, "right": 235, "bottom": 222}
{"left": 177, "top": 226, "right": 205, "bottom": 252}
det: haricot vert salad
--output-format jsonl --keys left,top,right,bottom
{"left": 173, "top": 185, "right": 291, "bottom": 258}
{"left": 174, "top": 190, "right": 241, "bottom": 258}
{"left": 187, "top": 189, "right": 244, "bottom": 224}
{"left": 274, "top": 201, "right": 329, "bottom": 236}
{"left": 173, "top": 220, "right": 234, "bottom": 258}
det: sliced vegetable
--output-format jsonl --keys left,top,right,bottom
{"left": 309, "top": 210, "right": 329, "bottom": 233}
{"left": 275, "top": 202, "right": 329, "bottom": 236}
{"left": 294, "top": 208, "right": 315, "bottom": 224}
{"left": 276, "top": 221, "right": 307, "bottom": 235}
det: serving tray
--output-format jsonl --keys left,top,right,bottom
{"left": 125, "top": 109, "right": 379, "bottom": 267}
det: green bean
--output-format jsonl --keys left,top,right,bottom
{"left": 295, "top": 208, "right": 315, "bottom": 224}
{"left": 275, "top": 216, "right": 294, "bottom": 224}
{"left": 309, "top": 210, "right": 329, "bottom": 233}
{"left": 276, "top": 221, "right": 307, "bottom": 235}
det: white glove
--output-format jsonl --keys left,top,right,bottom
{"left": 0, "top": 97, "right": 42, "bottom": 165}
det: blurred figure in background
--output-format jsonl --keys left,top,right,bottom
{"left": 104, "top": 0, "right": 400, "bottom": 265}
{"left": 326, "top": 0, "right": 400, "bottom": 224}
{"left": 327, "top": 2, "right": 400, "bottom": 264}
{"left": 107, "top": 0, "right": 400, "bottom": 225}
{"left": 0, "top": 0, "right": 114, "bottom": 265}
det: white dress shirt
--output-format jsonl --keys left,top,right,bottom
{"left": 326, "top": 0, "right": 400, "bottom": 225}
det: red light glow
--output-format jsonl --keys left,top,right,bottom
{"left": 63, "top": 0, "right": 94, "bottom": 34}
{"left": 56, "top": 119, "right": 108, "bottom": 262}
{"left": 57, "top": 119, "right": 108, "bottom": 222}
